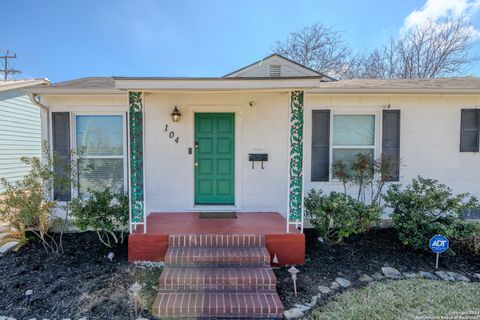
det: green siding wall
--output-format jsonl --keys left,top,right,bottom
{"left": 0, "top": 89, "right": 41, "bottom": 191}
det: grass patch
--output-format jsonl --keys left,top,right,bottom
{"left": 131, "top": 266, "right": 163, "bottom": 311}
{"left": 310, "top": 279, "right": 480, "bottom": 320}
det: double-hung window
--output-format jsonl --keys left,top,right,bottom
{"left": 311, "top": 110, "right": 399, "bottom": 182}
{"left": 75, "top": 115, "right": 126, "bottom": 196}
{"left": 332, "top": 114, "right": 376, "bottom": 176}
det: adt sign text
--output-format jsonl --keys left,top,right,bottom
{"left": 429, "top": 235, "right": 449, "bottom": 254}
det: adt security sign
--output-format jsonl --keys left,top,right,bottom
{"left": 429, "top": 235, "right": 449, "bottom": 253}
{"left": 429, "top": 235, "right": 449, "bottom": 269}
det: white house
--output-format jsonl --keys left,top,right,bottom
{"left": 24, "top": 54, "right": 480, "bottom": 264}
{"left": 23, "top": 55, "right": 480, "bottom": 319}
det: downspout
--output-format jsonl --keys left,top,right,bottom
{"left": 28, "top": 93, "right": 53, "bottom": 201}
{"left": 28, "top": 93, "right": 50, "bottom": 146}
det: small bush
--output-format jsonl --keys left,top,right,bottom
{"left": 332, "top": 153, "right": 397, "bottom": 205}
{"left": 305, "top": 189, "right": 381, "bottom": 242}
{"left": 383, "top": 176, "right": 479, "bottom": 252}
{"left": 69, "top": 188, "right": 129, "bottom": 247}
{"left": 0, "top": 141, "right": 77, "bottom": 253}
{"left": 454, "top": 234, "right": 480, "bottom": 255}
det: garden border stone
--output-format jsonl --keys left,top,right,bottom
{"left": 283, "top": 268, "right": 476, "bottom": 319}
{"left": 446, "top": 271, "right": 470, "bottom": 282}
{"left": 381, "top": 267, "right": 404, "bottom": 279}
{"left": 284, "top": 307, "right": 304, "bottom": 319}
{"left": 420, "top": 271, "right": 437, "bottom": 280}
{"left": 435, "top": 271, "right": 455, "bottom": 281}
{"left": 317, "top": 285, "right": 331, "bottom": 295}
{"left": 330, "top": 281, "right": 340, "bottom": 290}
{"left": 371, "top": 272, "right": 385, "bottom": 280}
{"left": 335, "top": 277, "right": 351, "bottom": 288}
{"left": 359, "top": 274, "right": 374, "bottom": 282}
{"left": 403, "top": 272, "right": 419, "bottom": 279}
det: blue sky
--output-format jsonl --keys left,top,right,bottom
{"left": 2, "top": 0, "right": 480, "bottom": 82}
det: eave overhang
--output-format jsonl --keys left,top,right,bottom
{"left": 113, "top": 77, "right": 322, "bottom": 92}
{"left": 306, "top": 88, "right": 480, "bottom": 95}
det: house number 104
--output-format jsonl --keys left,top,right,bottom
{"left": 164, "top": 124, "right": 179, "bottom": 143}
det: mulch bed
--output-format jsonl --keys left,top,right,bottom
{"left": 0, "top": 232, "right": 141, "bottom": 320}
{"left": 274, "top": 228, "right": 480, "bottom": 309}
{"left": 1, "top": 229, "right": 478, "bottom": 318}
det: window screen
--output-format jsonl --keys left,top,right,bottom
{"left": 76, "top": 115, "right": 124, "bottom": 196}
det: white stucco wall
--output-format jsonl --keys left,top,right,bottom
{"left": 42, "top": 92, "right": 480, "bottom": 219}
{"left": 304, "top": 94, "right": 480, "bottom": 201}
{"left": 42, "top": 95, "right": 127, "bottom": 111}
{"left": 143, "top": 92, "right": 289, "bottom": 215}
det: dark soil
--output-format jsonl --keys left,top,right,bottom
{"left": 274, "top": 228, "right": 480, "bottom": 309}
{"left": 1, "top": 229, "right": 478, "bottom": 318}
{"left": 0, "top": 232, "right": 145, "bottom": 320}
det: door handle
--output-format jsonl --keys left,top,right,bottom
{"left": 194, "top": 162, "right": 199, "bottom": 167}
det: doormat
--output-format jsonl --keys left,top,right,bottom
{"left": 199, "top": 212, "right": 237, "bottom": 219}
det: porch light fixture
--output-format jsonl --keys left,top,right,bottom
{"left": 171, "top": 106, "right": 181, "bottom": 122}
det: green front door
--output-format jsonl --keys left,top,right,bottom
{"left": 195, "top": 113, "right": 235, "bottom": 205}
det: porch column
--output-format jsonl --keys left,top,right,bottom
{"left": 287, "top": 91, "right": 304, "bottom": 232}
{"left": 129, "top": 92, "right": 146, "bottom": 233}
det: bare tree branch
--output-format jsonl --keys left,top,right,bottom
{"left": 361, "top": 17, "right": 479, "bottom": 79}
{"left": 272, "top": 17, "right": 479, "bottom": 79}
{"left": 273, "top": 23, "right": 353, "bottom": 79}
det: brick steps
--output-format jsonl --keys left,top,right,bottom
{"left": 169, "top": 234, "right": 265, "bottom": 247}
{"left": 152, "top": 234, "right": 284, "bottom": 319}
{"left": 159, "top": 267, "right": 276, "bottom": 291}
{"left": 166, "top": 247, "right": 271, "bottom": 267}
{"left": 152, "top": 291, "right": 283, "bottom": 319}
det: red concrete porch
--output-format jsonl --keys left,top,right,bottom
{"left": 128, "top": 212, "right": 305, "bottom": 265}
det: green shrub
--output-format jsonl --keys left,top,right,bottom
{"left": 383, "top": 176, "right": 479, "bottom": 252}
{"left": 0, "top": 141, "right": 78, "bottom": 253}
{"left": 305, "top": 189, "right": 381, "bottom": 242}
{"left": 69, "top": 188, "right": 129, "bottom": 247}
{"left": 331, "top": 153, "right": 397, "bottom": 205}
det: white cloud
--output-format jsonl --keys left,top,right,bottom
{"left": 402, "top": 0, "right": 480, "bottom": 33}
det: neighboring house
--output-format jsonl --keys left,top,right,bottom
{"left": 24, "top": 54, "right": 480, "bottom": 266}
{"left": 0, "top": 79, "right": 50, "bottom": 192}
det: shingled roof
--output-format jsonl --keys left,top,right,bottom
{"left": 24, "top": 77, "right": 119, "bottom": 94}
{"left": 309, "top": 77, "right": 480, "bottom": 93}
{"left": 24, "top": 74, "right": 480, "bottom": 95}
{"left": 0, "top": 78, "right": 50, "bottom": 92}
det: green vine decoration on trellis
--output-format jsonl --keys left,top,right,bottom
{"left": 289, "top": 91, "right": 304, "bottom": 222}
{"left": 129, "top": 92, "right": 144, "bottom": 223}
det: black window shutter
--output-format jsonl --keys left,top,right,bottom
{"left": 311, "top": 110, "right": 330, "bottom": 181}
{"left": 382, "top": 110, "right": 400, "bottom": 181}
{"left": 52, "top": 112, "right": 71, "bottom": 201}
{"left": 460, "top": 109, "right": 479, "bottom": 152}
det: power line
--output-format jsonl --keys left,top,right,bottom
{"left": 0, "top": 50, "right": 22, "bottom": 80}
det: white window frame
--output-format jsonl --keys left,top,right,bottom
{"left": 70, "top": 112, "right": 128, "bottom": 198}
{"left": 329, "top": 110, "right": 382, "bottom": 181}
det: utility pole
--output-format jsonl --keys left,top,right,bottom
{"left": 0, "top": 50, "right": 22, "bottom": 80}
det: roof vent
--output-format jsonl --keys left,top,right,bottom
{"left": 269, "top": 65, "right": 281, "bottom": 77}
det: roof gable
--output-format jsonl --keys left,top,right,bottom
{"left": 224, "top": 54, "right": 332, "bottom": 80}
